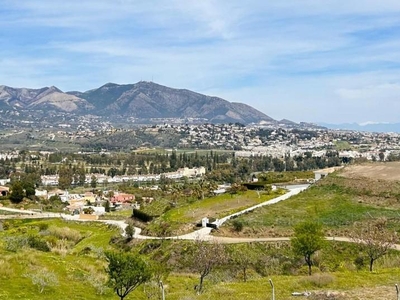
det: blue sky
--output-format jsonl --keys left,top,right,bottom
{"left": 1, "top": 0, "right": 400, "bottom": 124}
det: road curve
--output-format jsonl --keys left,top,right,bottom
{"left": 0, "top": 185, "right": 309, "bottom": 241}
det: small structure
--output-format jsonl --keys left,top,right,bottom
{"left": 111, "top": 193, "right": 135, "bottom": 204}
{"left": 0, "top": 186, "right": 9, "bottom": 197}
{"left": 47, "top": 189, "right": 69, "bottom": 202}
{"left": 0, "top": 179, "right": 10, "bottom": 185}
{"left": 35, "top": 189, "right": 48, "bottom": 198}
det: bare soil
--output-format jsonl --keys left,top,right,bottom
{"left": 339, "top": 162, "right": 400, "bottom": 181}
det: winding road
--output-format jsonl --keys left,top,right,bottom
{"left": 0, "top": 185, "right": 309, "bottom": 241}
{"left": 4, "top": 184, "right": 396, "bottom": 249}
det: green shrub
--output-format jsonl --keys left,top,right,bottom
{"left": 232, "top": 219, "right": 244, "bottom": 232}
{"left": 2, "top": 221, "right": 10, "bottom": 230}
{"left": 354, "top": 256, "right": 365, "bottom": 271}
{"left": 28, "top": 235, "right": 50, "bottom": 252}
{"left": 132, "top": 209, "right": 153, "bottom": 222}
{"left": 38, "top": 223, "right": 49, "bottom": 232}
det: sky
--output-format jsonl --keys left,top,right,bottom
{"left": 1, "top": 0, "right": 400, "bottom": 124}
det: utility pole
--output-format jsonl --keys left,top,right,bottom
{"left": 269, "top": 278, "right": 275, "bottom": 300}
{"left": 396, "top": 284, "right": 400, "bottom": 300}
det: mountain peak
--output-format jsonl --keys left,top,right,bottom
{"left": 0, "top": 82, "right": 274, "bottom": 124}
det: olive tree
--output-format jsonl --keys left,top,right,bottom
{"left": 228, "top": 243, "right": 258, "bottom": 282}
{"left": 291, "top": 221, "right": 326, "bottom": 275}
{"left": 25, "top": 268, "right": 59, "bottom": 293}
{"left": 351, "top": 218, "right": 398, "bottom": 272}
{"left": 186, "top": 239, "right": 227, "bottom": 294}
{"left": 105, "top": 251, "right": 152, "bottom": 300}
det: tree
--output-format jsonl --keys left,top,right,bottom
{"left": 350, "top": 218, "right": 398, "bottom": 272}
{"left": 125, "top": 224, "right": 135, "bottom": 240}
{"left": 264, "top": 184, "right": 273, "bottom": 195}
{"left": 58, "top": 165, "right": 73, "bottom": 189}
{"left": 291, "top": 221, "right": 326, "bottom": 275}
{"left": 78, "top": 167, "right": 86, "bottom": 186}
{"left": 90, "top": 175, "right": 98, "bottom": 190}
{"left": 104, "top": 200, "right": 111, "bottom": 212}
{"left": 186, "top": 239, "right": 227, "bottom": 294}
{"left": 23, "top": 181, "right": 36, "bottom": 199}
{"left": 228, "top": 243, "right": 258, "bottom": 282}
{"left": 10, "top": 180, "right": 24, "bottom": 203}
{"left": 105, "top": 251, "right": 152, "bottom": 300}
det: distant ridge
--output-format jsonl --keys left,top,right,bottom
{"left": 0, "top": 81, "right": 274, "bottom": 124}
{"left": 319, "top": 122, "right": 400, "bottom": 133}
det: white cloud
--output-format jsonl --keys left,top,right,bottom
{"left": 1, "top": 1, "right": 400, "bottom": 123}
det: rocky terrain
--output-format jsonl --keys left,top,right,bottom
{"left": 0, "top": 81, "right": 273, "bottom": 124}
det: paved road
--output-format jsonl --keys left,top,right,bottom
{"left": 131, "top": 184, "right": 310, "bottom": 241}
{"left": 0, "top": 185, "right": 309, "bottom": 241}
{"left": 2, "top": 191, "right": 400, "bottom": 250}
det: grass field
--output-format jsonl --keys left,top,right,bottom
{"left": 2, "top": 162, "right": 400, "bottom": 299}
{"left": 141, "top": 189, "right": 286, "bottom": 236}
{"left": 0, "top": 218, "right": 121, "bottom": 300}
{"left": 218, "top": 167, "right": 400, "bottom": 237}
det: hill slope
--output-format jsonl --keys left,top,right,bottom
{"left": 0, "top": 81, "right": 274, "bottom": 124}
{"left": 75, "top": 81, "right": 273, "bottom": 123}
{"left": 0, "top": 85, "right": 93, "bottom": 112}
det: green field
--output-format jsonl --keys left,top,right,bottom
{"left": 2, "top": 172, "right": 400, "bottom": 299}
{"left": 0, "top": 218, "right": 399, "bottom": 300}
{"left": 141, "top": 189, "right": 286, "bottom": 236}
{"left": 218, "top": 174, "right": 400, "bottom": 237}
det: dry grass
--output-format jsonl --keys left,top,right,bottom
{"left": 339, "top": 162, "right": 400, "bottom": 181}
{"left": 345, "top": 285, "right": 397, "bottom": 300}
{"left": 0, "top": 259, "right": 13, "bottom": 278}
{"left": 300, "top": 273, "right": 336, "bottom": 288}
{"left": 47, "top": 226, "right": 83, "bottom": 243}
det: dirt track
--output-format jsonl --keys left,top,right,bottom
{"left": 339, "top": 162, "right": 400, "bottom": 181}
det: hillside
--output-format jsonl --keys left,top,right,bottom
{"left": 0, "top": 85, "right": 93, "bottom": 112}
{"left": 74, "top": 81, "right": 273, "bottom": 123}
{"left": 0, "top": 82, "right": 274, "bottom": 124}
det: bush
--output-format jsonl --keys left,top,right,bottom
{"left": 132, "top": 209, "right": 153, "bottom": 222}
{"left": 2, "top": 221, "right": 10, "bottom": 230}
{"left": 83, "top": 207, "right": 95, "bottom": 214}
{"left": 38, "top": 223, "right": 49, "bottom": 232}
{"left": 125, "top": 224, "right": 135, "bottom": 239}
{"left": 28, "top": 235, "right": 50, "bottom": 252}
{"left": 25, "top": 268, "right": 59, "bottom": 293}
{"left": 354, "top": 256, "right": 365, "bottom": 271}
{"left": 232, "top": 219, "right": 244, "bottom": 232}
{"left": 4, "top": 236, "right": 29, "bottom": 252}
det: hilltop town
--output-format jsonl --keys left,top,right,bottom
{"left": 1, "top": 120, "right": 400, "bottom": 161}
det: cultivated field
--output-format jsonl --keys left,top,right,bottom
{"left": 339, "top": 161, "right": 400, "bottom": 181}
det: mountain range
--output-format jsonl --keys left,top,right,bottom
{"left": 0, "top": 81, "right": 273, "bottom": 124}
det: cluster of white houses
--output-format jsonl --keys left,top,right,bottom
{"left": 41, "top": 167, "right": 206, "bottom": 186}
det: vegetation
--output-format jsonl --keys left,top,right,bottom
{"left": 105, "top": 251, "right": 152, "bottom": 300}
{"left": 2, "top": 150, "right": 400, "bottom": 299}
{"left": 291, "top": 221, "right": 326, "bottom": 275}
{"left": 350, "top": 218, "right": 398, "bottom": 272}
{"left": 220, "top": 174, "right": 400, "bottom": 237}
{"left": 184, "top": 240, "right": 227, "bottom": 294}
